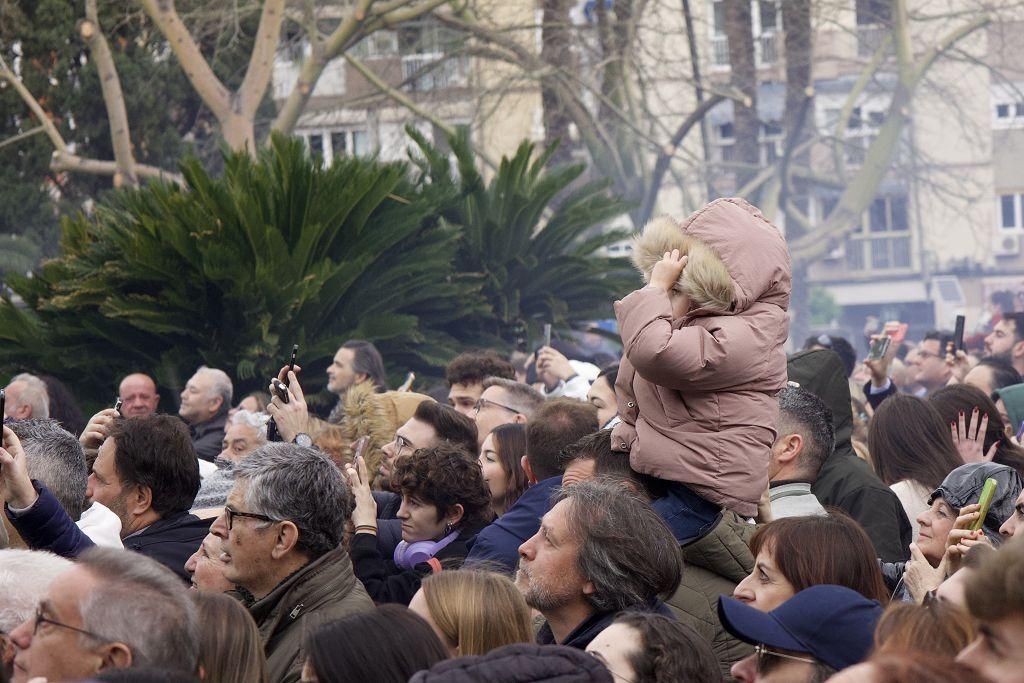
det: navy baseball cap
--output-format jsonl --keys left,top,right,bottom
{"left": 718, "top": 585, "right": 883, "bottom": 671}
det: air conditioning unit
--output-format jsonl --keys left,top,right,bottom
{"left": 994, "top": 233, "right": 1021, "bottom": 257}
{"left": 823, "top": 244, "right": 846, "bottom": 261}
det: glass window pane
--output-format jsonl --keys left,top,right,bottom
{"left": 1016, "top": 103, "right": 1024, "bottom": 117}
{"left": 893, "top": 236, "right": 911, "bottom": 267}
{"left": 848, "top": 107, "right": 863, "bottom": 130}
{"left": 871, "top": 238, "right": 891, "bottom": 269}
{"left": 713, "top": 1, "right": 726, "bottom": 35}
{"left": 1003, "top": 195, "right": 1017, "bottom": 229}
{"left": 759, "top": 1, "right": 778, "bottom": 31}
{"left": 890, "top": 196, "right": 908, "bottom": 231}
{"left": 352, "top": 130, "right": 370, "bottom": 156}
{"left": 331, "top": 132, "right": 347, "bottom": 156}
{"left": 997, "top": 104, "right": 1011, "bottom": 119}
{"left": 308, "top": 134, "right": 323, "bottom": 156}
{"left": 846, "top": 239, "right": 865, "bottom": 270}
{"left": 869, "top": 198, "right": 887, "bottom": 231}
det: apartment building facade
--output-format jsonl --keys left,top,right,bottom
{"left": 271, "top": 0, "right": 1024, "bottom": 343}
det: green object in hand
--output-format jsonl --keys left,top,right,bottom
{"left": 971, "top": 478, "right": 999, "bottom": 532}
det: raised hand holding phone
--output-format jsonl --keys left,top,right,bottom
{"left": 267, "top": 371, "right": 310, "bottom": 444}
{"left": 0, "top": 425, "right": 39, "bottom": 509}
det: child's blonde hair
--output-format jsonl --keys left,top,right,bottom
{"left": 631, "top": 216, "right": 735, "bottom": 314}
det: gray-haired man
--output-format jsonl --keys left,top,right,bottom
{"left": 179, "top": 366, "right": 233, "bottom": 462}
{"left": 3, "top": 374, "right": 49, "bottom": 420}
{"left": 210, "top": 443, "right": 372, "bottom": 682}
{"left": 8, "top": 547, "right": 198, "bottom": 682}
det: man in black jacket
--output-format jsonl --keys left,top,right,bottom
{"left": 516, "top": 480, "right": 682, "bottom": 649}
{"left": 4, "top": 415, "right": 207, "bottom": 581}
{"left": 789, "top": 349, "right": 913, "bottom": 562}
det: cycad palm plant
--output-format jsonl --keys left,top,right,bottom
{"left": 0, "top": 133, "right": 478, "bottom": 402}
{"left": 409, "top": 127, "right": 634, "bottom": 347}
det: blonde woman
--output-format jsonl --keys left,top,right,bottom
{"left": 192, "top": 591, "right": 268, "bottom": 683}
{"left": 409, "top": 570, "right": 533, "bottom": 657}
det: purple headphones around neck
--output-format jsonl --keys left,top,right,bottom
{"left": 393, "top": 530, "right": 459, "bottom": 569}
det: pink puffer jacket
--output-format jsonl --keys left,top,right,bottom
{"left": 612, "top": 198, "right": 791, "bottom": 516}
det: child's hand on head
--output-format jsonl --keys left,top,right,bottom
{"left": 650, "top": 249, "right": 688, "bottom": 291}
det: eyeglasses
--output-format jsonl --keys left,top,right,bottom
{"left": 755, "top": 644, "right": 817, "bottom": 672}
{"left": 223, "top": 505, "right": 278, "bottom": 530}
{"left": 473, "top": 397, "right": 519, "bottom": 414}
{"left": 395, "top": 434, "right": 415, "bottom": 458}
{"left": 33, "top": 606, "right": 111, "bottom": 643}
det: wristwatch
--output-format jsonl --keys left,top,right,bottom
{"left": 293, "top": 433, "right": 313, "bottom": 448}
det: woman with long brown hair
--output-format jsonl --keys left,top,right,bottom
{"left": 868, "top": 393, "right": 964, "bottom": 538}
{"left": 477, "top": 423, "right": 530, "bottom": 518}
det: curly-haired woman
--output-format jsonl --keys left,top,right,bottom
{"left": 346, "top": 442, "right": 492, "bottom": 605}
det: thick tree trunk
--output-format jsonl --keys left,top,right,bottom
{"left": 723, "top": 0, "right": 758, "bottom": 190}
{"left": 540, "top": 0, "right": 578, "bottom": 165}
{"left": 781, "top": 0, "right": 813, "bottom": 344}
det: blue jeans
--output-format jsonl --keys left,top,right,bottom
{"left": 651, "top": 481, "right": 722, "bottom": 545}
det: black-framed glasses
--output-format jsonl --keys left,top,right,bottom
{"left": 473, "top": 397, "right": 519, "bottom": 414}
{"left": 33, "top": 606, "right": 111, "bottom": 643}
{"left": 224, "top": 505, "right": 278, "bottom": 530}
{"left": 755, "top": 644, "right": 816, "bottom": 672}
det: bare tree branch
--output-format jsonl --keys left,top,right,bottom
{"left": 82, "top": 0, "right": 138, "bottom": 186}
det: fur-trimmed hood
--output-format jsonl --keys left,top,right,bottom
{"left": 631, "top": 198, "right": 790, "bottom": 316}
{"left": 316, "top": 382, "right": 431, "bottom": 481}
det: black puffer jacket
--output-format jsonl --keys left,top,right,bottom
{"left": 408, "top": 644, "right": 613, "bottom": 683}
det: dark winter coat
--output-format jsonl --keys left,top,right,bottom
{"left": 408, "top": 643, "right": 613, "bottom": 683}
{"left": 7, "top": 480, "right": 208, "bottom": 581}
{"left": 789, "top": 349, "right": 913, "bottom": 562}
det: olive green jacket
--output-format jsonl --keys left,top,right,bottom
{"left": 666, "top": 511, "right": 756, "bottom": 681}
{"left": 247, "top": 547, "right": 373, "bottom": 683}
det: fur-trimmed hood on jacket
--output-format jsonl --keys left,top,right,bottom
{"left": 631, "top": 198, "right": 791, "bottom": 317}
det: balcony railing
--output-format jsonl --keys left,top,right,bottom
{"left": 401, "top": 53, "right": 468, "bottom": 92}
{"left": 709, "top": 32, "right": 777, "bottom": 70}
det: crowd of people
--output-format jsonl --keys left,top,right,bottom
{"left": 2, "top": 197, "right": 1024, "bottom": 682}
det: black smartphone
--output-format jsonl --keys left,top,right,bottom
{"left": 272, "top": 344, "right": 300, "bottom": 404}
{"left": 0, "top": 388, "right": 5, "bottom": 423}
{"left": 953, "top": 315, "right": 966, "bottom": 353}
{"left": 113, "top": 397, "right": 123, "bottom": 415}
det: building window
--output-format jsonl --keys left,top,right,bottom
{"left": 350, "top": 31, "right": 399, "bottom": 59}
{"left": 708, "top": 0, "right": 779, "bottom": 69}
{"left": 855, "top": 0, "right": 890, "bottom": 56}
{"left": 759, "top": 121, "right": 783, "bottom": 165}
{"left": 844, "top": 195, "right": 912, "bottom": 272}
{"left": 1002, "top": 194, "right": 1024, "bottom": 230}
{"left": 303, "top": 129, "right": 371, "bottom": 162}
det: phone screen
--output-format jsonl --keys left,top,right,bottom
{"left": 867, "top": 336, "right": 891, "bottom": 361}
